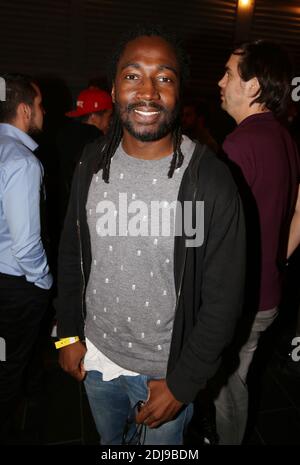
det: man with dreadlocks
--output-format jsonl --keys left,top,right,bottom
{"left": 55, "top": 26, "right": 246, "bottom": 445}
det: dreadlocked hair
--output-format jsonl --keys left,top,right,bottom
{"left": 98, "top": 115, "right": 184, "bottom": 183}
{"left": 98, "top": 24, "right": 190, "bottom": 183}
{"left": 100, "top": 113, "right": 123, "bottom": 183}
{"left": 168, "top": 125, "right": 184, "bottom": 178}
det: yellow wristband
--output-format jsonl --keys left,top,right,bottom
{"left": 55, "top": 336, "right": 80, "bottom": 349}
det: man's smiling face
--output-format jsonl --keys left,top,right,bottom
{"left": 112, "top": 35, "right": 180, "bottom": 142}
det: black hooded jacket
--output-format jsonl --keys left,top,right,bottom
{"left": 55, "top": 139, "right": 246, "bottom": 403}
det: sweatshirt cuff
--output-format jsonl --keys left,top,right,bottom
{"left": 166, "top": 368, "right": 207, "bottom": 404}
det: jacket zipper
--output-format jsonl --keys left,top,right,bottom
{"left": 174, "top": 184, "right": 198, "bottom": 314}
{"left": 174, "top": 248, "right": 187, "bottom": 314}
{"left": 77, "top": 160, "right": 86, "bottom": 327}
{"left": 76, "top": 142, "right": 106, "bottom": 331}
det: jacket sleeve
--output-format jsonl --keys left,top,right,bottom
{"left": 167, "top": 165, "right": 246, "bottom": 403}
{"left": 54, "top": 161, "right": 85, "bottom": 339}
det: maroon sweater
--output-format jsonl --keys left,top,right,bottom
{"left": 223, "top": 112, "right": 300, "bottom": 311}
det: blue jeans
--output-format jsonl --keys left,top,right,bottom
{"left": 84, "top": 370, "right": 193, "bottom": 445}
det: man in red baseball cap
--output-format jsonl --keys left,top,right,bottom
{"left": 66, "top": 88, "right": 113, "bottom": 135}
{"left": 57, "top": 88, "right": 113, "bottom": 227}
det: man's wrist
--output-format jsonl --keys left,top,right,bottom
{"left": 55, "top": 336, "right": 80, "bottom": 349}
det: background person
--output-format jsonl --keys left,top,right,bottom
{"left": 0, "top": 73, "right": 52, "bottom": 438}
{"left": 215, "top": 40, "right": 300, "bottom": 444}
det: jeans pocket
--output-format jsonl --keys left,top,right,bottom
{"left": 141, "top": 375, "right": 151, "bottom": 403}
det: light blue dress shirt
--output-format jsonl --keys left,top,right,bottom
{"left": 0, "top": 123, "right": 53, "bottom": 289}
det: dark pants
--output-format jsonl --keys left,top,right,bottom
{"left": 0, "top": 273, "right": 50, "bottom": 434}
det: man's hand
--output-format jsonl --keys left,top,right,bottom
{"left": 58, "top": 341, "right": 87, "bottom": 382}
{"left": 135, "top": 379, "right": 183, "bottom": 428}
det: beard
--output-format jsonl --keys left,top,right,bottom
{"left": 115, "top": 100, "right": 180, "bottom": 142}
{"left": 28, "top": 125, "right": 42, "bottom": 137}
{"left": 28, "top": 111, "right": 43, "bottom": 137}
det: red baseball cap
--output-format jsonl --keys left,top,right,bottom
{"left": 66, "top": 88, "right": 113, "bottom": 117}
